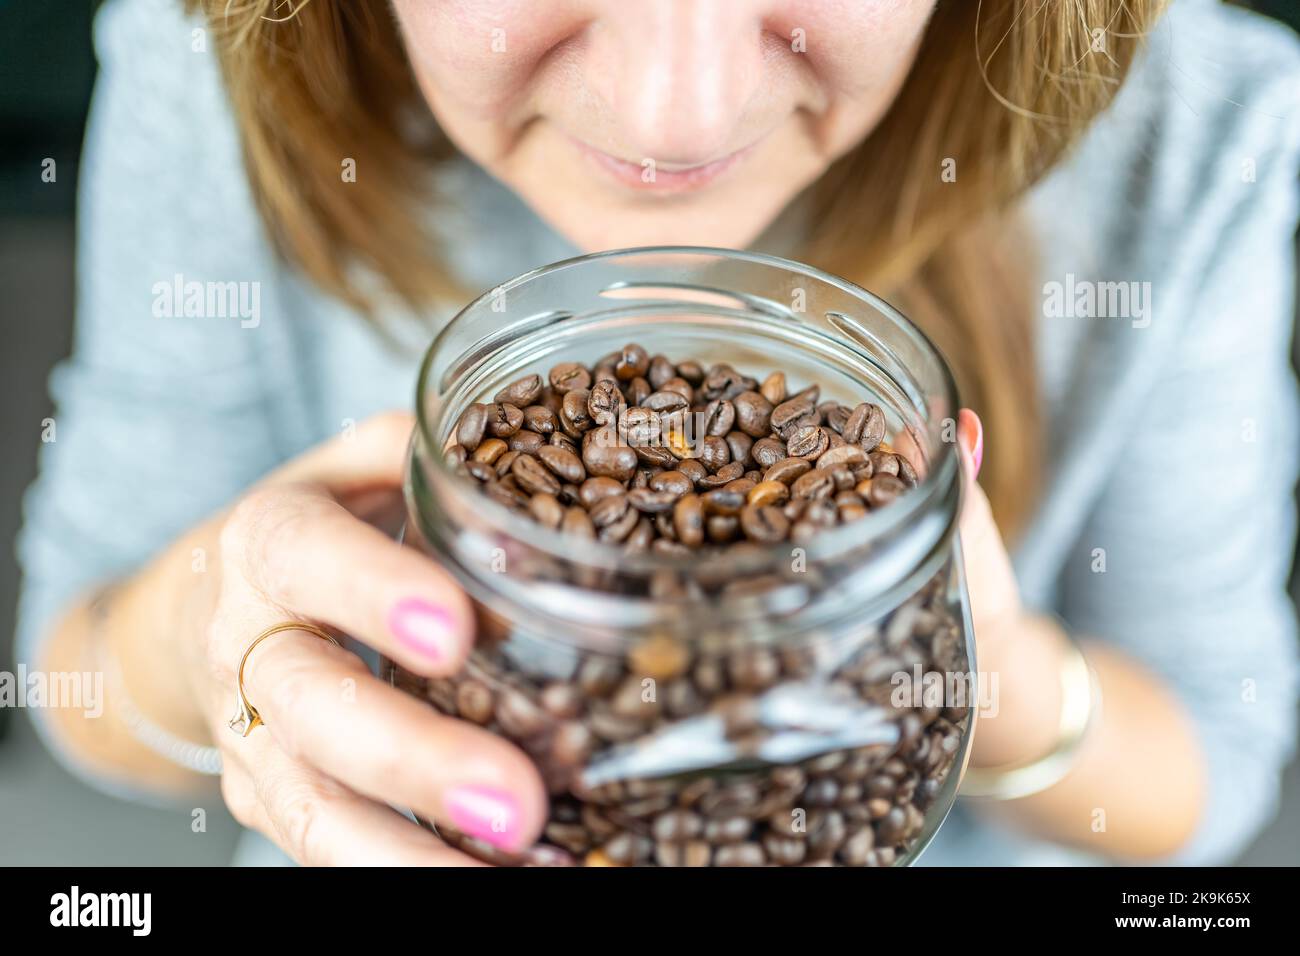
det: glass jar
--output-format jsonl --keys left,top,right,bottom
{"left": 389, "top": 247, "right": 975, "bottom": 867}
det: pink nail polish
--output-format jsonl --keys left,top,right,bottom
{"left": 960, "top": 410, "right": 984, "bottom": 481}
{"left": 445, "top": 785, "right": 523, "bottom": 851}
{"left": 389, "top": 597, "right": 455, "bottom": 661}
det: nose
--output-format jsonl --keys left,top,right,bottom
{"left": 594, "top": 0, "right": 766, "bottom": 165}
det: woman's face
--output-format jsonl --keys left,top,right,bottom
{"left": 392, "top": 1, "right": 936, "bottom": 251}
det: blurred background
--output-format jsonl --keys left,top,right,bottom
{"left": 2, "top": 0, "right": 1297, "bottom": 865}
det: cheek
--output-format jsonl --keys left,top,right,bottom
{"left": 390, "top": 0, "right": 585, "bottom": 115}
{"left": 767, "top": 0, "right": 935, "bottom": 95}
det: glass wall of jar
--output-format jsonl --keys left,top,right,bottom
{"left": 389, "top": 247, "right": 976, "bottom": 867}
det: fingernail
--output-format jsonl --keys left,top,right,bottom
{"left": 389, "top": 597, "right": 455, "bottom": 661}
{"left": 445, "top": 785, "right": 524, "bottom": 851}
{"left": 959, "top": 410, "right": 984, "bottom": 481}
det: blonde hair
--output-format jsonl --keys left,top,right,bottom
{"left": 190, "top": 0, "right": 1165, "bottom": 537}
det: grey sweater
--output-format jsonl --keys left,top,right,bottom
{"left": 16, "top": 0, "right": 1300, "bottom": 865}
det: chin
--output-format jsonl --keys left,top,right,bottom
{"left": 526, "top": 188, "right": 793, "bottom": 255}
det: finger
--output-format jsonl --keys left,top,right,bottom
{"left": 224, "top": 482, "right": 474, "bottom": 677}
{"left": 955, "top": 409, "right": 1021, "bottom": 635}
{"left": 237, "top": 727, "right": 484, "bottom": 866}
{"left": 241, "top": 629, "right": 548, "bottom": 856}
{"left": 269, "top": 411, "right": 415, "bottom": 495}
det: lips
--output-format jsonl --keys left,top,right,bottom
{"left": 568, "top": 134, "right": 758, "bottom": 194}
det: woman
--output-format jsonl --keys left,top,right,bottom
{"left": 18, "top": 0, "right": 1300, "bottom": 866}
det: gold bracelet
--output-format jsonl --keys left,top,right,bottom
{"left": 960, "top": 630, "right": 1099, "bottom": 800}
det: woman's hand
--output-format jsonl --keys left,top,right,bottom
{"left": 125, "top": 412, "right": 547, "bottom": 864}
{"left": 952, "top": 409, "right": 1073, "bottom": 770}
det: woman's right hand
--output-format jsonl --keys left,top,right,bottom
{"left": 170, "top": 412, "right": 547, "bottom": 864}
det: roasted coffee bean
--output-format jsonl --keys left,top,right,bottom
{"left": 507, "top": 430, "right": 544, "bottom": 454}
{"left": 732, "top": 390, "right": 774, "bottom": 437}
{"left": 740, "top": 503, "right": 790, "bottom": 543}
{"left": 615, "top": 343, "right": 650, "bottom": 381}
{"left": 897, "top": 454, "right": 919, "bottom": 486}
{"left": 658, "top": 377, "right": 693, "bottom": 403}
{"left": 703, "top": 815, "right": 753, "bottom": 844}
{"left": 714, "top": 844, "right": 766, "bottom": 867}
{"left": 844, "top": 402, "right": 887, "bottom": 450}
{"left": 868, "top": 474, "right": 907, "bottom": 509}
{"left": 496, "top": 688, "right": 546, "bottom": 738}
{"left": 528, "top": 492, "right": 565, "bottom": 528}
{"left": 678, "top": 458, "right": 709, "bottom": 484}
{"left": 589, "top": 493, "right": 630, "bottom": 529}
{"left": 703, "top": 399, "right": 736, "bottom": 437}
{"left": 549, "top": 362, "right": 592, "bottom": 393}
{"left": 550, "top": 431, "right": 579, "bottom": 454}
{"left": 839, "top": 826, "right": 876, "bottom": 866}
{"left": 471, "top": 437, "right": 509, "bottom": 465}
{"left": 560, "top": 389, "right": 594, "bottom": 434}
{"left": 698, "top": 435, "right": 731, "bottom": 472}
{"left": 791, "top": 467, "right": 836, "bottom": 500}
{"left": 537, "top": 682, "right": 583, "bottom": 719}
{"left": 582, "top": 426, "right": 639, "bottom": 480}
{"left": 486, "top": 402, "right": 524, "bottom": 437}
{"left": 704, "top": 513, "right": 738, "bottom": 543}
{"left": 652, "top": 809, "right": 704, "bottom": 842}
{"left": 512, "top": 453, "right": 561, "bottom": 496}
{"left": 770, "top": 392, "right": 816, "bottom": 432}
{"left": 495, "top": 373, "right": 543, "bottom": 407}
{"left": 598, "top": 504, "right": 640, "bottom": 543}
{"left": 762, "top": 457, "right": 810, "bottom": 485}
{"left": 603, "top": 831, "right": 653, "bottom": 864}
{"left": 787, "top": 424, "right": 830, "bottom": 459}
{"left": 764, "top": 833, "right": 808, "bottom": 865}
{"left": 824, "top": 404, "right": 850, "bottom": 435}
{"left": 725, "top": 430, "right": 754, "bottom": 467}
{"left": 456, "top": 403, "right": 489, "bottom": 450}
{"left": 760, "top": 370, "right": 787, "bottom": 405}
{"left": 536, "top": 445, "right": 586, "bottom": 484}
{"left": 522, "top": 404, "right": 557, "bottom": 435}
{"left": 751, "top": 437, "right": 787, "bottom": 469}
{"left": 587, "top": 379, "right": 625, "bottom": 426}
{"left": 702, "top": 487, "right": 746, "bottom": 516}
{"left": 673, "top": 493, "right": 705, "bottom": 547}
{"left": 649, "top": 470, "right": 693, "bottom": 497}
{"left": 627, "top": 487, "right": 681, "bottom": 513}
{"left": 455, "top": 679, "right": 494, "bottom": 725}
{"left": 747, "top": 479, "right": 790, "bottom": 507}
{"left": 627, "top": 376, "right": 651, "bottom": 407}
{"left": 577, "top": 656, "right": 622, "bottom": 697}
{"left": 561, "top": 506, "right": 596, "bottom": 540}
{"left": 648, "top": 354, "right": 676, "bottom": 390}
{"left": 817, "top": 444, "right": 868, "bottom": 470}
{"left": 495, "top": 449, "right": 522, "bottom": 478}
{"left": 699, "top": 462, "right": 745, "bottom": 488}
{"left": 576, "top": 475, "right": 624, "bottom": 507}
{"left": 628, "top": 634, "right": 690, "bottom": 681}
{"left": 642, "top": 389, "right": 690, "bottom": 413}
{"left": 869, "top": 450, "right": 900, "bottom": 477}
{"left": 728, "top": 646, "right": 780, "bottom": 690}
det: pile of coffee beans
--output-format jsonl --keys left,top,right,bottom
{"left": 444, "top": 343, "right": 920, "bottom": 555}
{"left": 397, "top": 346, "right": 970, "bottom": 866}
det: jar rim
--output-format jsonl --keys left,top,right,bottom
{"left": 414, "top": 245, "right": 962, "bottom": 576}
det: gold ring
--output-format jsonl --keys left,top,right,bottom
{"left": 227, "top": 622, "right": 342, "bottom": 737}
